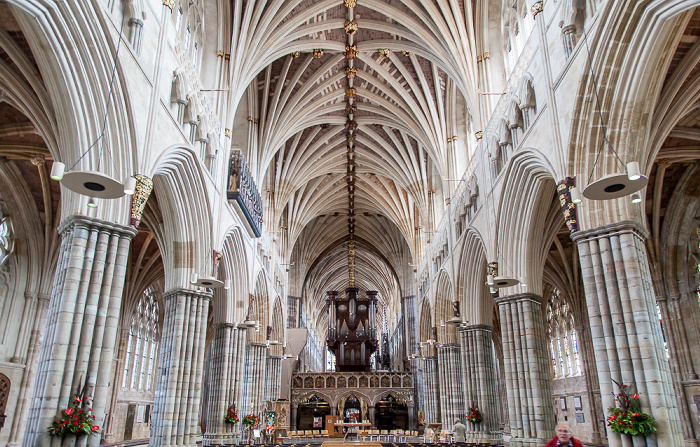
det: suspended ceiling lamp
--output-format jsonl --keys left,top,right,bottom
{"left": 190, "top": 273, "right": 224, "bottom": 289}
{"left": 569, "top": 28, "right": 647, "bottom": 204}
{"left": 486, "top": 265, "right": 520, "bottom": 290}
{"left": 49, "top": 9, "right": 135, "bottom": 204}
{"left": 189, "top": 250, "right": 225, "bottom": 289}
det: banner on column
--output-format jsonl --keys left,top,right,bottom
{"left": 266, "top": 411, "right": 276, "bottom": 434}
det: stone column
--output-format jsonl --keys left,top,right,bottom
{"left": 264, "top": 356, "right": 282, "bottom": 402}
{"left": 150, "top": 287, "right": 210, "bottom": 447}
{"left": 291, "top": 404, "right": 298, "bottom": 430}
{"left": 7, "top": 294, "right": 50, "bottom": 446}
{"left": 401, "top": 296, "right": 418, "bottom": 357}
{"left": 437, "top": 344, "right": 464, "bottom": 430}
{"left": 496, "top": 293, "right": 554, "bottom": 446}
{"left": 22, "top": 215, "right": 136, "bottom": 447}
{"left": 422, "top": 356, "right": 441, "bottom": 424}
{"left": 459, "top": 325, "right": 499, "bottom": 441}
{"left": 573, "top": 221, "right": 683, "bottom": 446}
{"left": 369, "top": 406, "right": 375, "bottom": 425}
{"left": 241, "top": 343, "right": 267, "bottom": 417}
{"left": 203, "top": 323, "right": 237, "bottom": 445}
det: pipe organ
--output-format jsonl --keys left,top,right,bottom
{"left": 326, "top": 289, "right": 378, "bottom": 371}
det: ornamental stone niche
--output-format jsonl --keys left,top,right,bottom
{"left": 515, "top": 73, "right": 536, "bottom": 128}
{"left": 170, "top": 68, "right": 188, "bottom": 124}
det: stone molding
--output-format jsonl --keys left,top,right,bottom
{"left": 571, "top": 219, "right": 649, "bottom": 244}
{"left": 163, "top": 287, "right": 213, "bottom": 300}
{"left": 57, "top": 214, "right": 138, "bottom": 239}
{"left": 459, "top": 324, "right": 493, "bottom": 332}
{"left": 494, "top": 292, "right": 543, "bottom": 306}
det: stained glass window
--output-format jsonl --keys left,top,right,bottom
{"left": 547, "top": 290, "right": 582, "bottom": 379}
{"left": 0, "top": 215, "right": 13, "bottom": 268}
{"left": 122, "top": 288, "right": 160, "bottom": 390}
{"left": 175, "top": 5, "right": 183, "bottom": 32}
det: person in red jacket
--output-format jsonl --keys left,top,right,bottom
{"left": 545, "top": 423, "right": 584, "bottom": 447}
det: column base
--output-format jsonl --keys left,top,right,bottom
{"left": 203, "top": 433, "right": 241, "bottom": 445}
{"left": 466, "top": 431, "right": 502, "bottom": 442}
{"left": 507, "top": 437, "right": 550, "bottom": 446}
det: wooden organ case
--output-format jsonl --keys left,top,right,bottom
{"left": 326, "top": 289, "right": 378, "bottom": 372}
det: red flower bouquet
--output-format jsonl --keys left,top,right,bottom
{"left": 225, "top": 405, "right": 239, "bottom": 424}
{"left": 467, "top": 407, "right": 482, "bottom": 423}
{"left": 48, "top": 395, "right": 100, "bottom": 436}
{"left": 242, "top": 413, "right": 260, "bottom": 428}
{"left": 607, "top": 383, "right": 656, "bottom": 436}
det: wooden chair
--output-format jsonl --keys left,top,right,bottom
{"left": 423, "top": 428, "right": 434, "bottom": 443}
{"left": 320, "top": 429, "right": 330, "bottom": 439}
{"left": 380, "top": 429, "right": 389, "bottom": 441}
{"left": 371, "top": 429, "right": 380, "bottom": 441}
{"left": 304, "top": 429, "right": 313, "bottom": 442}
{"left": 396, "top": 429, "right": 406, "bottom": 442}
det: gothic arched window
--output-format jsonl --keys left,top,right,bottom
{"left": 502, "top": 0, "right": 537, "bottom": 75}
{"left": 0, "top": 215, "right": 13, "bottom": 268}
{"left": 122, "top": 288, "right": 160, "bottom": 390}
{"left": 547, "top": 290, "right": 582, "bottom": 379}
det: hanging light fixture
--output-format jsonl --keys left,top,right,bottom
{"left": 87, "top": 197, "right": 98, "bottom": 209}
{"left": 123, "top": 176, "right": 137, "bottom": 195}
{"left": 50, "top": 8, "right": 135, "bottom": 200}
{"left": 631, "top": 192, "right": 642, "bottom": 204}
{"left": 492, "top": 276, "right": 519, "bottom": 288}
{"left": 575, "top": 28, "right": 648, "bottom": 202}
{"left": 189, "top": 252, "right": 225, "bottom": 289}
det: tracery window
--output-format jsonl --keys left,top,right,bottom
{"left": 0, "top": 214, "right": 13, "bottom": 268}
{"left": 502, "top": 0, "right": 537, "bottom": 75}
{"left": 175, "top": 5, "right": 183, "bottom": 32}
{"left": 547, "top": 290, "right": 582, "bottom": 379}
{"left": 184, "top": 26, "right": 191, "bottom": 50}
{"left": 122, "top": 288, "right": 160, "bottom": 391}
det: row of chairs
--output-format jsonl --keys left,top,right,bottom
{"left": 282, "top": 429, "right": 330, "bottom": 443}
{"left": 421, "top": 429, "right": 454, "bottom": 443}
{"left": 356, "top": 429, "right": 417, "bottom": 442}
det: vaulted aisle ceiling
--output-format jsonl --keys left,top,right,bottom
{"left": 231, "top": 0, "right": 479, "bottom": 309}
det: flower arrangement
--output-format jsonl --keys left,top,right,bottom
{"left": 48, "top": 395, "right": 100, "bottom": 436}
{"left": 607, "top": 383, "right": 656, "bottom": 436}
{"left": 242, "top": 413, "right": 260, "bottom": 428}
{"left": 467, "top": 407, "right": 482, "bottom": 423}
{"left": 225, "top": 405, "right": 239, "bottom": 424}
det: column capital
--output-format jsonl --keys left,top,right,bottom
{"left": 571, "top": 219, "right": 648, "bottom": 244}
{"left": 164, "top": 287, "right": 213, "bottom": 300}
{"left": 212, "top": 322, "right": 236, "bottom": 330}
{"left": 495, "top": 292, "right": 543, "bottom": 306}
{"left": 58, "top": 214, "right": 138, "bottom": 239}
{"left": 400, "top": 295, "right": 416, "bottom": 301}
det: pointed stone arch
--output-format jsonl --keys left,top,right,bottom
{"left": 456, "top": 228, "right": 491, "bottom": 326}
{"left": 249, "top": 270, "right": 270, "bottom": 343}
{"left": 418, "top": 298, "right": 433, "bottom": 344}
{"left": 434, "top": 270, "right": 457, "bottom": 344}
{"left": 215, "top": 226, "right": 249, "bottom": 324}
{"left": 495, "top": 149, "right": 558, "bottom": 296}
{"left": 151, "top": 146, "right": 213, "bottom": 291}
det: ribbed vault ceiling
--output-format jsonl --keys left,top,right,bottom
{"left": 237, "top": 0, "right": 477, "bottom": 324}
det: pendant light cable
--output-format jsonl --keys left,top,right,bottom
{"left": 581, "top": 25, "right": 626, "bottom": 184}
{"left": 69, "top": 6, "right": 127, "bottom": 172}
